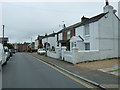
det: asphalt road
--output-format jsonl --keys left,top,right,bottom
{"left": 2, "top": 53, "right": 94, "bottom": 88}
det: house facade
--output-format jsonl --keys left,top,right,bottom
{"left": 47, "top": 1, "right": 120, "bottom": 64}
{"left": 35, "top": 35, "right": 44, "bottom": 49}
{"left": 13, "top": 42, "right": 30, "bottom": 52}
{"left": 118, "top": 1, "right": 120, "bottom": 18}
{"left": 57, "top": 24, "right": 76, "bottom": 47}
{"left": 42, "top": 33, "right": 57, "bottom": 50}
{"left": 74, "top": 2, "right": 119, "bottom": 56}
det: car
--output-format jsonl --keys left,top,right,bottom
{"left": 4, "top": 46, "right": 10, "bottom": 61}
{"left": 0, "top": 43, "right": 7, "bottom": 65}
{"left": 0, "top": 44, "right": 2, "bottom": 71}
{"left": 37, "top": 48, "right": 46, "bottom": 54}
{"left": 9, "top": 49, "right": 13, "bottom": 57}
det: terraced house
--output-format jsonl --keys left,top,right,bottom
{"left": 46, "top": 1, "right": 120, "bottom": 64}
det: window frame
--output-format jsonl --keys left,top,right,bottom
{"left": 84, "top": 24, "right": 90, "bottom": 36}
{"left": 85, "top": 43, "right": 90, "bottom": 50}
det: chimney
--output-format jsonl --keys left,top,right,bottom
{"left": 45, "top": 33, "right": 47, "bottom": 37}
{"left": 103, "top": 0, "right": 114, "bottom": 13}
{"left": 81, "top": 16, "right": 89, "bottom": 22}
{"left": 63, "top": 24, "right": 66, "bottom": 29}
{"left": 106, "top": 0, "right": 109, "bottom": 6}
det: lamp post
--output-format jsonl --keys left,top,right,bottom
{"left": 2, "top": 25, "right": 5, "bottom": 45}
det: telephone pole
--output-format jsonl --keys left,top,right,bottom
{"left": 2, "top": 25, "right": 5, "bottom": 45}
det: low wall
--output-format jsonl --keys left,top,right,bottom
{"left": 64, "top": 50, "right": 100, "bottom": 64}
{"left": 47, "top": 51, "right": 58, "bottom": 59}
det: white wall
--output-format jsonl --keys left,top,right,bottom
{"left": 75, "top": 21, "right": 99, "bottom": 50}
{"left": 47, "top": 51, "right": 58, "bottom": 58}
{"left": 118, "top": 1, "right": 120, "bottom": 18}
{"left": 35, "top": 40, "right": 38, "bottom": 49}
{"left": 42, "top": 38, "right": 47, "bottom": 48}
{"left": 0, "top": 3, "right": 2, "bottom": 37}
{"left": 98, "top": 10, "right": 119, "bottom": 58}
{"left": 48, "top": 35, "right": 57, "bottom": 49}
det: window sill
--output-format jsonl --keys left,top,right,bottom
{"left": 85, "top": 35, "right": 90, "bottom": 37}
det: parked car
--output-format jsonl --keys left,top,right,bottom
{"left": 9, "top": 49, "right": 16, "bottom": 57}
{"left": 37, "top": 48, "right": 46, "bottom": 54}
{"left": 0, "top": 43, "right": 7, "bottom": 65}
{"left": 0, "top": 44, "right": 2, "bottom": 71}
{"left": 3, "top": 46, "right": 10, "bottom": 62}
{"left": 9, "top": 49, "right": 13, "bottom": 57}
{"left": 11, "top": 49, "right": 16, "bottom": 54}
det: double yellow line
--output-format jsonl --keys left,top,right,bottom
{"left": 29, "top": 54, "right": 96, "bottom": 89}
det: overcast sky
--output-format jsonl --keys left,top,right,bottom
{"left": 1, "top": 1, "right": 118, "bottom": 43}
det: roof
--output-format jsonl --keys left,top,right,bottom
{"left": 36, "top": 35, "right": 45, "bottom": 40}
{"left": 46, "top": 32, "right": 57, "bottom": 37}
{"left": 57, "top": 12, "right": 107, "bottom": 33}
{"left": 71, "top": 36, "right": 84, "bottom": 42}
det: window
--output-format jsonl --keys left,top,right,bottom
{"left": 67, "top": 31, "right": 70, "bottom": 39}
{"left": 84, "top": 24, "right": 90, "bottom": 35}
{"left": 72, "top": 42, "right": 74, "bottom": 47}
{"left": 85, "top": 43, "right": 90, "bottom": 50}
{"left": 59, "top": 33, "right": 62, "bottom": 40}
{"left": 71, "top": 42, "right": 76, "bottom": 48}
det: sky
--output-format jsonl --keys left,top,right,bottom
{"left": 0, "top": 0, "right": 119, "bottom": 43}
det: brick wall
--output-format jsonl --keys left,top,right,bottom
{"left": 70, "top": 28, "right": 75, "bottom": 38}
{"left": 62, "top": 28, "right": 75, "bottom": 40}
{"left": 62, "top": 31, "right": 67, "bottom": 40}
{"left": 38, "top": 40, "right": 43, "bottom": 48}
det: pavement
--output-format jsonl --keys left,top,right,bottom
{"left": 98, "top": 66, "right": 120, "bottom": 76}
{"left": 2, "top": 53, "right": 98, "bottom": 88}
{"left": 30, "top": 53, "right": 119, "bottom": 89}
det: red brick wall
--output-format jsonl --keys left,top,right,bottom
{"left": 62, "top": 31, "right": 67, "bottom": 40}
{"left": 38, "top": 40, "right": 43, "bottom": 48}
{"left": 70, "top": 28, "right": 75, "bottom": 38}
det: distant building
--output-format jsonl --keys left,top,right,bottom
{"left": 35, "top": 35, "right": 44, "bottom": 49}
{"left": 13, "top": 42, "right": 30, "bottom": 52}
{"left": 0, "top": 37, "right": 9, "bottom": 44}
{"left": 42, "top": 33, "right": 57, "bottom": 50}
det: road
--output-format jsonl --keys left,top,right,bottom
{"left": 2, "top": 53, "right": 96, "bottom": 88}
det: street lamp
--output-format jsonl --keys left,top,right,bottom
{"left": 2, "top": 25, "right": 5, "bottom": 45}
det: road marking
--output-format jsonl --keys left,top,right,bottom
{"left": 28, "top": 54, "right": 96, "bottom": 89}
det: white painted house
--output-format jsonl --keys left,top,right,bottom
{"left": 42, "top": 33, "right": 57, "bottom": 50}
{"left": 63, "top": 1, "right": 120, "bottom": 64}
{"left": 47, "top": 1, "right": 120, "bottom": 64}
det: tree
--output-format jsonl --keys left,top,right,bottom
{"left": 66, "top": 39, "right": 70, "bottom": 51}
{"left": 3, "top": 43, "right": 14, "bottom": 49}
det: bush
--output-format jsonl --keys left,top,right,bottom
{"left": 38, "top": 52, "right": 47, "bottom": 56}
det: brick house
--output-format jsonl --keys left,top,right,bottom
{"left": 13, "top": 42, "right": 30, "bottom": 52}
{"left": 35, "top": 35, "right": 45, "bottom": 49}
{"left": 57, "top": 24, "right": 77, "bottom": 47}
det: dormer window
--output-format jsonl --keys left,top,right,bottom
{"left": 84, "top": 24, "right": 90, "bottom": 36}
